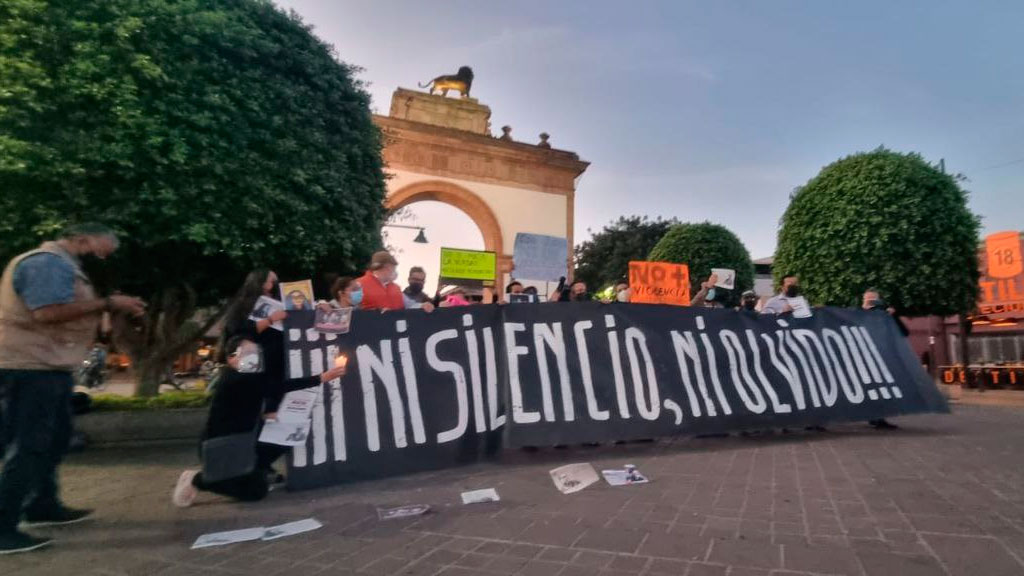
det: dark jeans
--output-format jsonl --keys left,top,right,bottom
{"left": 0, "top": 370, "right": 73, "bottom": 532}
{"left": 194, "top": 443, "right": 285, "bottom": 502}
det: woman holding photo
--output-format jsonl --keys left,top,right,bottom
{"left": 220, "top": 269, "right": 288, "bottom": 420}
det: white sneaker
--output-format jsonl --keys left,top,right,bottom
{"left": 172, "top": 470, "right": 199, "bottom": 508}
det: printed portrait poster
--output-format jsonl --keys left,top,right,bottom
{"left": 249, "top": 296, "right": 285, "bottom": 331}
{"left": 280, "top": 280, "right": 315, "bottom": 311}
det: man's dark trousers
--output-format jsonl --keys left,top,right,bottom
{"left": 0, "top": 370, "right": 72, "bottom": 532}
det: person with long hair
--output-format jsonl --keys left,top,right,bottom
{"left": 220, "top": 270, "right": 288, "bottom": 417}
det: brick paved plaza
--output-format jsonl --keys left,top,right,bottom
{"left": 6, "top": 404, "right": 1024, "bottom": 576}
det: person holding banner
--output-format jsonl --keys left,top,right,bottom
{"left": 358, "top": 251, "right": 404, "bottom": 311}
{"left": 172, "top": 336, "right": 346, "bottom": 507}
{"left": 402, "top": 267, "right": 436, "bottom": 312}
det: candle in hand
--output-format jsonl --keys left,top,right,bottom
{"left": 334, "top": 355, "right": 348, "bottom": 369}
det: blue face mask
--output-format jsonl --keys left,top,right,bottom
{"left": 706, "top": 288, "right": 716, "bottom": 302}
{"left": 349, "top": 289, "right": 363, "bottom": 307}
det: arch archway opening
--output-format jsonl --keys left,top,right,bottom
{"left": 384, "top": 201, "right": 484, "bottom": 296}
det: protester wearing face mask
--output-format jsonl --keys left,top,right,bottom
{"left": 357, "top": 251, "right": 404, "bottom": 311}
{"left": 402, "top": 266, "right": 436, "bottom": 312}
{"left": 760, "top": 274, "right": 807, "bottom": 316}
{"left": 325, "top": 276, "right": 362, "bottom": 309}
{"left": 614, "top": 281, "right": 631, "bottom": 303}
{"left": 691, "top": 273, "right": 725, "bottom": 309}
{"left": 559, "top": 280, "right": 590, "bottom": 302}
{"left": 738, "top": 290, "right": 759, "bottom": 315}
{"left": 172, "top": 337, "right": 346, "bottom": 507}
{"left": 220, "top": 269, "right": 288, "bottom": 410}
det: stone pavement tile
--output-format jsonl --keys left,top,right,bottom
{"left": 503, "top": 543, "right": 544, "bottom": 559}
{"left": 435, "top": 568, "right": 483, "bottom": 576}
{"left": 638, "top": 531, "right": 712, "bottom": 561}
{"left": 571, "top": 550, "right": 617, "bottom": 568}
{"left": 452, "top": 553, "right": 494, "bottom": 568}
{"left": 645, "top": 558, "right": 690, "bottom": 575}
{"left": 727, "top": 568, "right": 771, "bottom": 576}
{"left": 419, "top": 548, "right": 465, "bottom": 566}
{"left": 476, "top": 541, "right": 512, "bottom": 554}
{"left": 856, "top": 550, "right": 946, "bottom": 576}
{"left": 772, "top": 522, "right": 806, "bottom": 535}
{"left": 482, "top": 554, "right": 530, "bottom": 575}
{"left": 707, "top": 539, "right": 782, "bottom": 569}
{"left": 685, "top": 562, "right": 728, "bottom": 576}
{"left": 922, "top": 534, "right": 1024, "bottom": 576}
{"left": 560, "top": 567, "right": 598, "bottom": 576}
{"left": 516, "top": 518, "right": 587, "bottom": 547}
{"left": 609, "top": 554, "right": 651, "bottom": 573}
{"left": 358, "top": 555, "right": 412, "bottom": 575}
{"left": 537, "top": 546, "right": 577, "bottom": 562}
{"left": 514, "top": 559, "right": 565, "bottom": 575}
{"left": 440, "top": 537, "right": 485, "bottom": 552}
{"left": 782, "top": 543, "right": 863, "bottom": 576}
{"left": 907, "top": 514, "right": 984, "bottom": 535}
{"left": 574, "top": 526, "right": 646, "bottom": 554}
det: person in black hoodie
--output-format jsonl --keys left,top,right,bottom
{"left": 171, "top": 336, "right": 345, "bottom": 506}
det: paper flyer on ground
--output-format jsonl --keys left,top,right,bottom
{"left": 377, "top": 505, "right": 431, "bottom": 520}
{"left": 461, "top": 488, "right": 500, "bottom": 504}
{"left": 261, "top": 518, "right": 322, "bottom": 541}
{"left": 191, "top": 527, "right": 266, "bottom": 549}
{"left": 602, "top": 466, "right": 650, "bottom": 486}
{"left": 549, "top": 463, "right": 600, "bottom": 494}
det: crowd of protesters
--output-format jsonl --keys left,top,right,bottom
{"left": 0, "top": 230, "right": 911, "bottom": 554}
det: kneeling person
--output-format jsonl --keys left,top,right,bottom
{"left": 172, "top": 337, "right": 345, "bottom": 507}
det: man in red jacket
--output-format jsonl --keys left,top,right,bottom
{"left": 358, "top": 251, "right": 404, "bottom": 311}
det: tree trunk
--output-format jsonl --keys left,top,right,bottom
{"left": 135, "top": 356, "right": 166, "bottom": 398}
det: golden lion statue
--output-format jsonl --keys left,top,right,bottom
{"left": 419, "top": 66, "right": 474, "bottom": 98}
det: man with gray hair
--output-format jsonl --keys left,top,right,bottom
{"left": 0, "top": 223, "right": 145, "bottom": 554}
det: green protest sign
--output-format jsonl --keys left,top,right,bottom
{"left": 439, "top": 247, "right": 496, "bottom": 287}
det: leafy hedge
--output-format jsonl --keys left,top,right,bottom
{"left": 647, "top": 222, "right": 754, "bottom": 307}
{"left": 774, "top": 148, "right": 979, "bottom": 315}
{"left": 90, "top": 390, "right": 210, "bottom": 412}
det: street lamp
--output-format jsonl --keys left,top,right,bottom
{"left": 383, "top": 224, "right": 428, "bottom": 244}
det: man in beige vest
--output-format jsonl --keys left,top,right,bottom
{"left": 0, "top": 224, "right": 145, "bottom": 555}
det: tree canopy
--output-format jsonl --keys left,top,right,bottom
{"left": 573, "top": 216, "right": 678, "bottom": 290}
{"left": 647, "top": 222, "right": 754, "bottom": 307}
{"left": 774, "top": 148, "right": 980, "bottom": 316}
{"left": 0, "top": 0, "right": 386, "bottom": 392}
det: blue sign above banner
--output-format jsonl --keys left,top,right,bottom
{"left": 513, "top": 233, "right": 568, "bottom": 282}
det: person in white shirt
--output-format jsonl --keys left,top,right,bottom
{"left": 760, "top": 273, "right": 810, "bottom": 317}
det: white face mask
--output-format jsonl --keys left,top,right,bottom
{"left": 235, "top": 342, "right": 264, "bottom": 373}
{"left": 616, "top": 290, "right": 630, "bottom": 303}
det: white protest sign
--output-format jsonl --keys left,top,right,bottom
{"left": 259, "top": 420, "right": 312, "bottom": 447}
{"left": 711, "top": 268, "right": 736, "bottom": 290}
{"left": 549, "top": 463, "right": 600, "bottom": 494}
{"left": 275, "top": 388, "right": 319, "bottom": 423}
{"left": 513, "top": 233, "right": 568, "bottom": 282}
{"left": 602, "top": 465, "right": 650, "bottom": 486}
{"left": 378, "top": 505, "right": 431, "bottom": 520}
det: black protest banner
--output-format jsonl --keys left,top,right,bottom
{"left": 283, "top": 304, "right": 946, "bottom": 490}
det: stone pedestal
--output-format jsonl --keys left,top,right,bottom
{"left": 388, "top": 88, "right": 491, "bottom": 135}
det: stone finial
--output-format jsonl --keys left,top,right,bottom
{"left": 538, "top": 132, "right": 551, "bottom": 148}
{"left": 499, "top": 125, "right": 513, "bottom": 141}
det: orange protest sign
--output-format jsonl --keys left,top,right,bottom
{"left": 986, "top": 231, "right": 1022, "bottom": 279}
{"left": 629, "top": 261, "right": 690, "bottom": 306}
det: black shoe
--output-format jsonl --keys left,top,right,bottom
{"left": 23, "top": 506, "right": 93, "bottom": 527}
{"left": 0, "top": 530, "right": 51, "bottom": 555}
{"left": 869, "top": 419, "right": 899, "bottom": 430}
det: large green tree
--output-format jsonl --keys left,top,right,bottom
{"left": 574, "top": 216, "right": 678, "bottom": 290}
{"left": 0, "top": 0, "right": 387, "bottom": 394}
{"left": 774, "top": 148, "right": 979, "bottom": 316}
{"left": 647, "top": 222, "right": 754, "bottom": 307}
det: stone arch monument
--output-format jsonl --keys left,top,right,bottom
{"left": 375, "top": 84, "right": 589, "bottom": 290}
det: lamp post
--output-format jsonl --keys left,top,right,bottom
{"left": 382, "top": 224, "right": 428, "bottom": 244}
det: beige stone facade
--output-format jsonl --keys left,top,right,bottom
{"left": 375, "top": 88, "right": 589, "bottom": 288}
